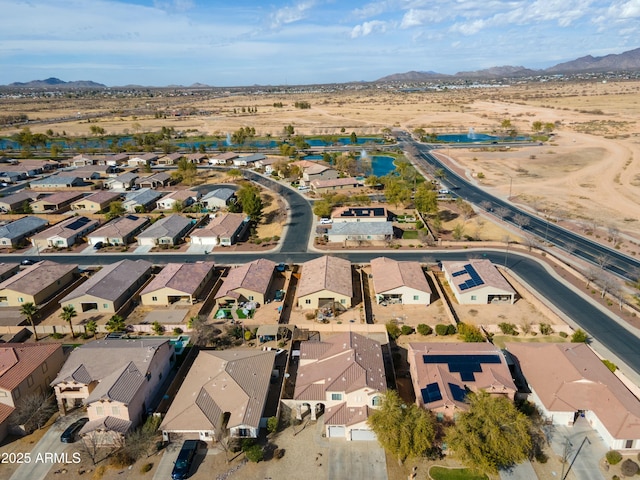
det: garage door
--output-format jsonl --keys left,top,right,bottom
{"left": 328, "top": 426, "right": 346, "bottom": 438}
{"left": 350, "top": 429, "right": 376, "bottom": 441}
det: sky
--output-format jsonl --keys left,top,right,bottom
{"left": 1, "top": 0, "right": 639, "bottom": 87}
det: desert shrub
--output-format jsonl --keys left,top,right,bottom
{"left": 559, "top": 331, "right": 568, "bottom": 338}
{"left": 539, "top": 323, "right": 553, "bottom": 335}
{"left": 417, "top": 324, "right": 433, "bottom": 336}
{"left": 152, "top": 321, "right": 165, "bottom": 335}
{"left": 386, "top": 322, "right": 402, "bottom": 340}
{"left": 400, "top": 325, "right": 414, "bottom": 336}
{"left": 435, "top": 324, "right": 456, "bottom": 336}
{"left": 305, "top": 312, "right": 316, "bottom": 320}
{"left": 244, "top": 444, "right": 264, "bottom": 463}
{"left": 621, "top": 458, "right": 639, "bottom": 476}
{"left": 602, "top": 359, "right": 617, "bottom": 372}
{"left": 173, "top": 327, "right": 183, "bottom": 335}
{"left": 458, "top": 322, "right": 484, "bottom": 342}
{"left": 535, "top": 451, "right": 548, "bottom": 463}
{"left": 274, "top": 448, "right": 285, "bottom": 460}
{"left": 267, "top": 416, "right": 278, "bottom": 434}
{"left": 498, "top": 322, "right": 518, "bottom": 335}
{"left": 110, "top": 449, "right": 136, "bottom": 468}
{"left": 571, "top": 329, "right": 589, "bottom": 343}
{"left": 51, "top": 332, "right": 64, "bottom": 339}
{"left": 140, "top": 463, "right": 153, "bottom": 474}
{"left": 606, "top": 450, "right": 622, "bottom": 465}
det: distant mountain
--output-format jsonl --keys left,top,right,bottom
{"left": 376, "top": 71, "right": 448, "bottom": 82}
{"left": 545, "top": 47, "right": 640, "bottom": 73}
{"left": 7, "top": 77, "right": 106, "bottom": 88}
{"left": 455, "top": 65, "right": 538, "bottom": 78}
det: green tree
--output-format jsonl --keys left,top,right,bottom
{"left": 152, "top": 321, "right": 165, "bottom": 335}
{"left": 228, "top": 168, "right": 243, "bottom": 180}
{"left": 312, "top": 199, "right": 332, "bottom": 218}
{"left": 176, "top": 158, "right": 197, "bottom": 185}
{"left": 350, "top": 131, "right": 358, "bottom": 144}
{"left": 89, "top": 125, "right": 105, "bottom": 136}
{"left": 20, "top": 302, "right": 39, "bottom": 341}
{"left": 385, "top": 322, "right": 401, "bottom": 341}
{"left": 50, "top": 144, "right": 62, "bottom": 159}
{"left": 106, "top": 201, "right": 126, "bottom": 220}
{"left": 60, "top": 305, "right": 78, "bottom": 339}
{"left": 106, "top": 314, "right": 126, "bottom": 333}
{"left": 445, "top": 391, "right": 532, "bottom": 474}
{"left": 85, "top": 319, "right": 98, "bottom": 337}
{"left": 368, "top": 390, "right": 437, "bottom": 465}
{"left": 532, "top": 121, "right": 543, "bottom": 133}
{"left": 384, "top": 176, "right": 411, "bottom": 208}
{"left": 452, "top": 223, "right": 465, "bottom": 240}
{"left": 413, "top": 184, "right": 438, "bottom": 214}
{"left": 236, "top": 183, "right": 263, "bottom": 230}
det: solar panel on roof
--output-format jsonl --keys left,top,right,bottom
{"left": 459, "top": 284, "right": 469, "bottom": 291}
{"left": 448, "top": 383, "right": 467, "bottom": 402}
{"left": 452, "top": 270, "right": 466, "bottom": 277}
{"left": 66, "top": 217, "right": 91, "bottom": 231}
{"left": 423, "top": 354, "right": 502, "bottom": 382}
{"left": 421, "top": 382, "right": 443, "bottom": 403}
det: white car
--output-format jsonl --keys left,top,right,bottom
{"left": 320, "top": 218, "right": 333, "bottom": 224}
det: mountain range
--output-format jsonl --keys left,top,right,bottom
{"left": 7, "top": 77, "right": 106, "bottom": 88}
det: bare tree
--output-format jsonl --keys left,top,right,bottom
{"left": 595, "top": 254, "right": 610, "bottom": 271}
{"left": 609, "top": 283, "right": 626, "bottom": 310}
{"left": 583, "top": 266, "right": 600, "bottom": 288}
{"left": 10, "top": 392, "right": 57, "bottom": 433}
{"left": 479, "top": 200, "right": 492, "bottom": 212}
{"left": 599, "top": 274, "right": 617, "bottom": 299}
{"left": 495, "top": 207, "right": 510, "bottom": 220}
{"left": 513, "top": 214, "right": 530, "bottom": 230}
{"left": 523, "top": 234, "right": 539, "bottom": 252}
{"left": 607, "top": 224, "right": 621, "bottom": 246}
{"left": 564, "top": 241, "right": 577, "bottom": 254}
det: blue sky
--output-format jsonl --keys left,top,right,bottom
{"left": 1, "top": 0, "right": 639, "bottom": 87}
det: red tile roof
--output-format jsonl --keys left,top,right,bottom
{"left": 0, "top": 343, "right": 62, "bottom": 391}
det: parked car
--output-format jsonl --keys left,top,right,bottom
{"left": 320, "top": 218, "right": 332, "bottom": 224}
{"left": 93, "top": 241, "right": 104, "bottom": 250}
{"left": 172, "top": 440, "right": 201, "bottom": 480}
{"left": 60, "top": 417, "right": 89, "bottom": 443}
{"left": 21, "top": 259, "right": 36, "bottom": 266}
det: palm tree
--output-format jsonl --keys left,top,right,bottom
{"left": 85, "top": 320, "right": 98, "bottom": 338}
{"left": 19, "top": 302, "right": 39, "bottom": 341}
{"left": 60, "top": 305, "right": 78, "bottom": 339}
{"left": 106, "top": 315, "right": 126, "bottom": 333}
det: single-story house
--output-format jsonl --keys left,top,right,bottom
{"left": 370, "top": 257, "right": 432, "bottom": 305}
{"left": 134, "top": 172, "right": 172, "bottom": 189}
{"left": 285, "top": 332, "right": 386, "bottom": 441}
{"left": 256, "top": 157, "right": 279, "bottom": 174}
{"left": 157, "top": 153, "right": 184, "bottom": 165}
{"left": 332, "top": 206, "right": 389, "bottom": 222}
{"left": 0, "top": 343, "right": 66, "bottom": 443}
{"left": 0, "top": 191, "right": 42, "bottom": 213}
{"left": 189, "top": 213, "right": 249, "bottom": 247}
{"left": 128, "top": 153, "right": 158, "bottom": 167}
{"left": 0, "top": 171, "right": 25, "bottom": 184}
{"left": 441, "top": 259, "right": 516, "bottom": 305}
{"left": 102, "top": 153, "right": 129, "bottom": 166}
{"left": 301, "top": 163, "right": 338, "bottom": 184}
{"left": 186, "top": 153, "right": 207, "bottom": 164}
{"left": 106, "top": 172, "right": 139, "bottom": 190}
{"left": 0, "top": 263, "right": 20, "bottom": 282}
{"left": 0, "top": 216, "right": 49, "bottom": 248}
{"left": 215, "top": 258, "right": 276, "bottom": 306}
{"left": 310, "top": 177, "right": 361, "bottom": 193}
{"left": 200, "top": 188, "right": 236, "bottom": 210}
{"left": 140, "top": 262, "right": 215, "bottom": 306}
{"left": 161, "top": 349, "right": 277, "bottom": 442}
{"left": 136, "top": 214, "right": 193, "bottom": 246}
{"left": 31, "top": 192, "right": 85, "bottom": 214}
{"left": 296, "top": 256, "right": 353, "bottom": 310}
{"left": 232, "top": 153, "right": 265, "bottom": 167}
{"left": 327, "top": 221, "right": 394, "bottom": 243}
{"left": 408, "top": 343, "right": 516, "bottom": 420}
{"left": 31, "top": 216, "right": 99, "bottom": 250}
{"left": 506, "top": 342, "right": 640, "bottom": 452}
{"left": 122, "top": 188, "right": 162, "bottom": 213}
{"left": 156, "top": 190, "right": 200, "bottom": 211}
{"left": 51, "top": 338, "right": 174, "bottom": 445}
{"left": 208, "top": 152, "right": 239, "bottom": 165}
{"left": 0, "top": 160, "right": 57, "bottom": 178}
{"left": 0, "top": 261, "right": 79, "bottom": 307}
{"left": 72, "top": 164, "right": 114, "bottom": 180}
{"left": 60, "top": 259, "right": 152, "bottom": 314}
{"left": 30, "top": 175, "right": 85, "bottom": 190}
{"left": 69, "top": 154, "right": 96, "bottom": 167}
{"left": 87, "top": 215, "right": 150, "bottom": 246}
{"left": 71, "top": 191, "right": 121, "bottom": 213}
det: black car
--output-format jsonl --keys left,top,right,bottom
{"left": 171, "top": 440, "right": 200, "bottom": 480}
{"left": 21, "top": 259, "right": 36, "bottom": 266}
{"left": 60, "top": 417, "right": 89, "bottom": 443}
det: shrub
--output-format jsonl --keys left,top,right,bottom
{"left": 400, "top": 325, "right": 414, "bottom": 336}
{"left": 606, "top": 450, "right": 622, "bottom": 465}
{"left": 558, "top": 331, "right": 568, "bottom": 338}
{"left": 267, "top": 416, "right": 278, "bottom": 434}
{"left": 140, "top": 463, "right": 153, "bottom": 474}
{"left": 244, "top": 444, "right": 264, "bottom": 463}
{"left": 539, "top": 323, "right": 553, "bottom": 335}
{"left": 51, "top": 332, "right": 64, "bottom": 339}
{"left": 417, "top": 324, "right": 433, "bottom": 336}
{"left": 173, "top": 327, "right": 183, "bottom": 335}
{"left": 435, "top": 324, "right": 449, "bottom": 336}
{"left": 498, "top": 322, "right": 518, "bottom": 335}
{"left": 458, "top": 323, "right": 484, "bottom": 342}
{"left": 621, "top": 458, "right": 639, "bottom": 476}
{"left": 386, "top": 322, "right": 402, "bottom": 340}
{"left": 602, "top": 359, "right": 617, "bottom": 372}
{"left": 152, "top": 321, "right": 165, "bottom": 335}
{"left": 571, "top": 329, "right": 589, "bottom": 343}
{"left": 274, "top": 448, "right": 285, "bottom": 460}
{"left": 305, "top": 312, "right": 316, "bottom": 320}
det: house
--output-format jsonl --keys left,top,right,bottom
{"left": 232, "top": 153, "right": 265, "bottom": 167}
{"left": 189, "top": 213, "right": 248, "bottom": 247}
{"left": 60, "top": 259, "right": 152, "bottom": 314}
{"left": 134, "top": 172, "right": 172, "bottom": 189}
{"left": 256, "top": 157, "right": 279, "bottom": 174}
{"left": 408, "top": 343, "right": 516, "bottom": 420}
{"left": 0, "top": 171, "right": 25, "bottom": 184}
{"left": 186, "top": 153, "right": 207, "bottom": 164}
{"left": 286, "top": 332, "right": 386, "bottom": 441}
{"left": 441, "top": 259, "right": 516, "bottom": 304}
{"left": 310, "top": 177, "right": 361, "bottom": 193}
{"left": 136, "top": 214, "right": 193, "bottom": 246}
{"left": 200, "top": 188, "right": 236, "bottom": 210}
{"left": 332, "top": 206, "right": 389, "bottom": 222}
{"left": 0, "top": 160, "right": 57, "bottom": 178}
{"left": 72, "top": 164, "right": 114, "bottom": 180}
{"left": 156, "top": 190, "right": 200, "bottom": 211}
{"left": 31, "top": 192, "right": 85, "bottom": 213}
{"left": 87, "top": 215, "right": 150, "bottom": 246}
{"left": 128, "top": 153, "right": 157, "bottom": 167}
{"left": 0, "top": 216, "right": 49, "bottom": 248}
{"left": 157, "top": 153, "right": 184, "bottom": 165}
{"left": 102, "top": 153, "right": 129, "bottom": 166}
{"left": 71, "top": 191, "right": 121, "bottom": 213}
{"left": 296, "top": 256, "right": 353, "bottom": 310}
{"left": 51, "top": 338, "right": 174, "bottom": 444}
{"left": 140, "top": 262, "right": 215, "bottom": 306}
{"left": 31, "top": 216, "right": 99, "bottom": 250}
{"left": 301, "top": 163, "right": 338, "bottom": 185}
{"left": 327, "top": 221, "right": 394, "bottom": 244}
{"left": 122, "top": 188, "right": 162, "bottom": 213}
{"left": 506, "top": 342, "right": 640, "bottom": 451}
{"left": 0, "top": 343, "right": 65, "bottom": 442}
{"left": 30, "top": 175, "right": 84, "bottom": 190}
{"left": 107, "top": 172, "right": 139, "bottom": 190}
{"left": 0, "top": 191, "right": 42, "bottom": 213}
{"left": 69, "top": 154, "right": 96, "bottom": 167}
{"left": 208, "top": 152, "right": 238, "bottom": 165}
{"left": 370, "top": 257, "right": 432, "bottom": 305}
{"left": 215, "top": 258, "right": 275, "bottom": 306}
{"left": 160, "top": 349, "right": 277, "bottom": 442}
{"left": 0, "top": 261, "right": 79, "bottom": 307}
{"left": 0, "top": 263, "right": 20, "bottom": 282}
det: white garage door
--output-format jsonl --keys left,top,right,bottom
{"left": 328, "top": 426, "right": 346, "bottom": 438}
{"left": 350, "top": 429, "right": 376, "bottom": 441}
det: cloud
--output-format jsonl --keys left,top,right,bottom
{"left": 351, "top": 20, "right": 388, "bottom": 38}
{"left": 153, "top": 0, "right": 194, "bottom": 12}
{"left": 269, "top": 1, "right": 316, "bottom": 29}
{"left": 608, "top": 0, "right": 640, "bottom": 18}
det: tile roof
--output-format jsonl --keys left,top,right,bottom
{"left": 506, "top": 342, "right": 640, "bottom": 439}
{"left": 123, "top": 188, "right": 162, "bottom": 206}
{"left": 160, "top": 349, "right": 276, "bottom": 433}
{"left": 0, "top": 263, "right": 19, "bottom": 279}
{"left": 325, "top": 403, "right": 371, "bottom": 427}
{"left": 311, "top": 177, "right": 360, "bottom": 189}
{"left": 33, "top": 191, "right": 84, "bottom": 205}
{"left": 0, "top": 191, "right": 41, "bottom": 207}
{"left": 135, "top": 172, "right": 171, "bottom": 185}
{"left": 111, "top": 172, "right": 138, "bottom": 184}
{"left": 294, "top": 332, "right": 386, "bottom": 400}
{"left": 60, "top": 259, "right": 151, "bottom": 303}
{"left": 201, "top": 188, "right": 236, "bottom": 202}
{"left": 296, "top": 256, "right": 353, "bottom": 298}
{"left": 442, "top": 259, "right": 516, "bottom": 295}
{"left": 141, "top": 262, "right": 214, "bottom": 296}
{"left": 80, "top": 416, "right": 132, "bottom": 436}
{"left": 158, "top": 190, "right": 198, "bottom": 203}
{"left": 137, "top": 214, "right": 192, "bottom": 240}
{"left": 191, "top": 213, "right": 246, "bottom": 239}
{"left": 210, "top": 152, "right": 239, "bottom": 161}
{"left": 0, "top": 261, "right": 78, "bottom": 296}
{"left": 88, "top": 215, "right": 149, "bottom": 240}
{"left": 86, "top": 361, "right": 146, "bottom": 404}
{"left": 0, "top": 216, "right": 48, "bottom": 241}
{"left": 370, "top": 257, "right": 432, "bottom": 295}
{"left": 215, "top": 259, "right": 275, "bottom": 299}
{"left": 0, "top": 403, "right": 14, "bottom": 425}
{"left": 0, "top": 343, "right": 62, "bottom": 391}
{"left": 31, "top": 216, "right": 99, "bottom": 241}
{"left": 30, "top": 176, "right": 82, "bottom": 187}
{"left": 74, "top": 191, "right": 120, "bottom": 206}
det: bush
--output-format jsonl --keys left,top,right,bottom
{"left": 400, "top": 325, "right": 414, "bottom": 336}
{"left": 267, "top": 416, "right": 278, "bottom": 434}
{"left": 140, "top": 463, "right": 153, "bottom": 474}
{"left": 173, "top": 327, "right": 183, "bottom": 335}
{"left": 417, "top": 324, "right": 433, "bottom": 336}
{"left": 559, "top": 331, "right": 568, "bottom": 338}
{"left": 571, "top": 329, "right": 589, "bottom": 343}
{"left": 244, "top": 444, "right": 264, "bottom": 463}
{"left": 152, "top": 321, "right": 165, "bottom": 335}
{"left": 606, "top": 450, "right": 622, "bottom": 465}
{"left": 621, "top": 458, "right": 639, "bottom": 476}
{"left": 539, "top": 323, "right": 553, "bottom": 335}
{"left": 498, "top": 322, "right": 518, "bottom": 335}
{"left": 386, "top": 322, "right": 402, "bottom": 340}
{"left": 273, "top": 448, "right": 285, "bottom": 460}
{"left": 458, "top": 323, "right": 485, "bottom": 342}
{"left": 435, "top": 324, "right": 456, "bottom": 336}
{"left": 51, "top": 332, "right": 64, "bottom": 339}
{"left": 602, "top": 359, "right": 617, "bottom": 372}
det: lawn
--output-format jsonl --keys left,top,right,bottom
{"left": 491, "top": 334, "right": 567, "bottom": 349}
{"left": 429, "top": 466, "right": 488, "bottom": 480}
{"left": 402, "top": 230, "right": 419, "bottom": 239}
{"left": 235, "top": 308, "right": 255, "bottom": 319}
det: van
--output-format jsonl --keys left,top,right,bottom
{"left": 171, "top": 440, "right": 200, "bottom": 480}
{"left": 297, "top": 185, "right": 310, "bottom": 191}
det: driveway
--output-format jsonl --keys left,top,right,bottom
{"left": 500, "top": 461, "right": 538, "bottom": 480}
{"left": 328, "top": 438, "right": 388, "bottom": 480}
{"left": 10, "top": 411, "right": 87, "bottom": 480}
{"left": 153, "top": 441, "right": 182, "bottom": 480}
{"left": 133, "top": 245, "right": 153, "bottom": 253}
{"left": 548, "top": 418, "right": 607, "bottom": 480}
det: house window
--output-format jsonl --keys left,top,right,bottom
{"left": 340, "top": 299, "right": 346, "bottom": 304}
{"left": 103, "top": 304, "right": 108, "bottom": 309}
{"left": 152, "top": 296, "right": 158, "bottom": 302}
{"left": 331, "top": 393, "right": 342, "bottom": 401}
{"left": 626, "top": 440, "right": 634, "bottom": 449}
{"left": 18, "top": 297, "right": 24, "bottom": 303}
{"left": 305, "top": 299, "right": 311, "bottom": 304}
{"left": 95, "top": 406, "right": 104, "bottom": 416}
{"left": 27, "top": 375, "right": 34, "bottom": 387}
{"left": 248, "top": 296, "right": 254, "bottom": 301}
{"left": 470, "top": 295, "right": 477, "bottom": 300}
{"left": 413, "top": 295, "right": 419, "bottom": 301}
{"left": 238, "top": 428, "right": 250, "bottom": 437}
{"left": 112, "top": 406, "right": 120, "bottom": 416}
{"left": 372, "top": 396, "right": 382, "bottom": 407}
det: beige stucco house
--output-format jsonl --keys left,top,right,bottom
{"left": 71, "top": 191, "right": 121, "bottom": 213}
{"left": 441, "top": 259, "right": 516, "bottom": 305}
{"left": 370, "top": 257, "right": 432, "bottom": 305}
{"left": 31, "top": 216, "right": 99, "bottom": 250}
{"left": 140, "top": 262, "right": 215, "bottom": 306}
{"left": 296, "top": 256, "right": 353, "bottom": 310}
{"left": 0, "top": 261, "right": 78, "bottom": 307}
{"left": 214, "top": 258, "right": 276, "bottom": 306}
